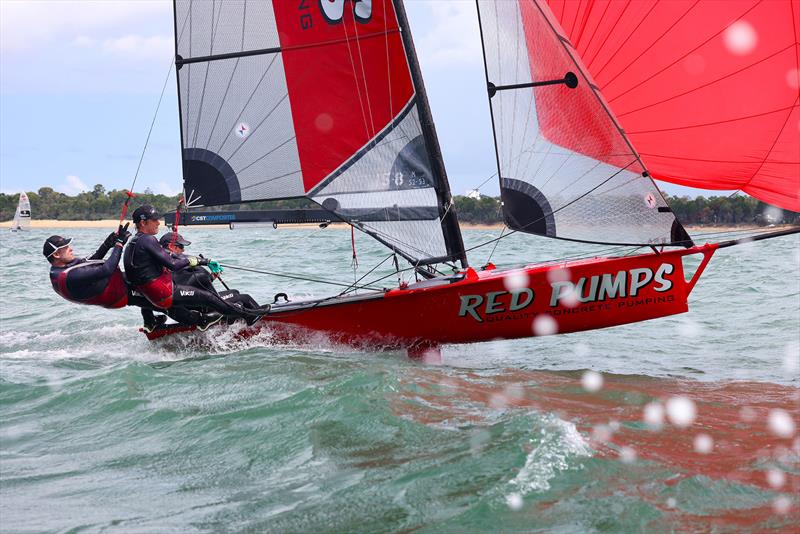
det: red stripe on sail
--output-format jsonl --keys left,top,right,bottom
{"left": 518, "top": 1, "right": 638, "bottom": 173}
{"left": 273, "top": 0, "right": 414, "bottom": 193}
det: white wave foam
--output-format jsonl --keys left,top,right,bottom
{"left": 508, "top": 414, "right": 592, "bottom": 495}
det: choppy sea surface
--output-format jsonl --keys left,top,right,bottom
{"left": 1, "top": 226, "right": 798, "bottom": 533}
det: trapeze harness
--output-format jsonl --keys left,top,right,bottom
{"left": 49, "top": 246, "right": 128, "bottom": 309}
{"left": 123, "top": 233, "right": 190, "bottom": 309}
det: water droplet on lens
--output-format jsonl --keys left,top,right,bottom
{"left": 693, "top": 433, "right": 713, "bottom": 454}
{"left": 506, "top": 492, "right": 523, "bottom": 511}
{"left": 619, "top": 446, "right": 637, "bottom": 464}
{"left": 766, "top": 468, "right": 786, "bottom": 489}
{"left": 768, "top": 409, "right": 796, "bottom": 438}
{"left": 581, "top": 370, "right": 603, "bottom": 392}
{"left": 644, "top": 402, "right": 665, "bottom": 430}
{"left": 666, "top": 396, "right": 696, "bottom": 428}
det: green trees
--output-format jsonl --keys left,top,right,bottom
{"left": 1, "top": 187, "right": 797, "bottom": 225}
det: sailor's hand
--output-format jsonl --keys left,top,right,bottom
{"left": 115, "top": 229, "right": 131, "bottom": 246}
{"left": 187, "top": 256, "right": 210, "bottom": 267}
{"left": 116, "top": 222, "right": 130, "bottom": 236}
{"left": 102, "top": 231, "right": 117, "bottom": 249}
{"left": 207, "top": 260, "right": 222, "bottom": 274}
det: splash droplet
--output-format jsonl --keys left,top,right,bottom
{"left": 693, "top": 433, "right": 714, "bottom": 454}
{"left": 768, "top": 409, "right": 796, "bottom": 438}
{"left": 591, "top": 424, "right": 613, "bottom": 443}
{"left": 619, "top": 446, "right": 637, "bottom": 464}
{"left": 724, "top": 20, "right": 757, "bottom": 55}
{"left": 314, "top": 113, "right": 334, "bottom": 132}
{"left": 506, "top": 492, "right": 523, "bottom": 511}
{"left": 644, "top": 402, "right": 665, "bottom": 430}
{"left": 503, "top": 270, "right": 529, "bottom": 292}
{"left": 766, "top": 468, "right": 786, "bottom": 489}
{"left": 532, "top": 314, "right": 558, "bottom": 336}
{"left": 581, "top": 370, "right": 603, "bottom": 392}
{"left": 772, "top": 495, "right": 792, "bottom": 515}
{"left": 546, "top": 267, "right": 571, "bottom": 284}
{"left": 666, "top": 396, "right": 696, "bottom": 428}
{"left": 739, "top": 406, "right": 757, "bottom": 423}
{"left": 786, "top": 67, "right": 800, "bottom": 90}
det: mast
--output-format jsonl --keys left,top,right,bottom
{"left": 392, "top": 0, "right": 468, "bottom": 269}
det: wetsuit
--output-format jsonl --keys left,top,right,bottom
{"left": 48, "top": 240, "right": 161, "bottom": 328}
{"left": 49, "top": 241, "right": 128, "bottom": 308}
{"left": 172, "top": 258, "right": 264, "bottom": 312}
{"left": 124, "top": 232, "right": 259, "bottom": 321}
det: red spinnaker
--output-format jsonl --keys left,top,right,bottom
{"left": 547, "top": 0, "right": 800, "bottom": 211}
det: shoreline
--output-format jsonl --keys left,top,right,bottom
{"left": 0, "top": 219, "right": 775, "bottom": 234}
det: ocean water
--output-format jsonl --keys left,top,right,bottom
{"left": 1, "top": 226, "right": 798, "bottom": 532}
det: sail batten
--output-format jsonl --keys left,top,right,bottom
{"left": 173, "top": 0, "right": 466, "bottom": 266}
{"left": 477, "top": 0, "right": 692, "bottom": 247}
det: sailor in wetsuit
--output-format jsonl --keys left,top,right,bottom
{"left": 44, "top": 226, "right": 167, "bottom": 332}
{"left": 123, "top": 205, "right": 263, "bottom": 327}
{"left": 159, "top": 232, "right": 269, "bottom": 314}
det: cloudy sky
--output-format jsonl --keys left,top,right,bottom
{"left": 0, "top": 0, "right": 699, "bottom": 198}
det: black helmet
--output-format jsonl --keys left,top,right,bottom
{"left": 159, "top": 232, "right": 191, "bottom": 248}
{"left": 132, "top": 205, "right": 160, "bottom": 225}
{"left": 43, "top": 235, "right": 72, "bottom": 259}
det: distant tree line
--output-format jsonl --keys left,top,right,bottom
{"left": 1, "top": 186, "right": 797, "bottom": 226}
{"left": 452, "top": 194, "right": 800, "bottom": 225}
{"left": 0, "top": 186, "right": 312, "bottom": 221}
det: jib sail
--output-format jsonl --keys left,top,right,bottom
{"left": 548, "top": 0, "right": 800, "bottom": 213}
{"left": 173, "top": 0, "right": 466, "bottom": 266}
{"left": 476, "top": 0, "right": 692, "bottom": 246}
{"left": 12, "top": 192, "right": 31, "bottom": 231}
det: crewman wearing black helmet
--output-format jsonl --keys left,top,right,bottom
{"left": 123, "top": 205, "right": 263, "bottom": 328}
{"left": 43, "top": 224, "right": 167, "bottom": 332}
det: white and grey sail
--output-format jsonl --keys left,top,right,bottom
{"left": 11, "top": 192, "right": 31, "bottom": 232}
{"left": 476, "top": 0, "right": 692, "bottom": 246}
{"left": 173, "top": 0, "right": 466, "bottom": 266}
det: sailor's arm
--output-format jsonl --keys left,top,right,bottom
{"left": 95, "top": 244, "right": 124, "bottom": 277}
{"left": 89, "top": 224, "right": 131, "bottom": 260}
{"left": 144, "top": 236, "right": 191, "bottom": 271}
{"left": 66, "top": 245, "right": 123, "bottom": 288}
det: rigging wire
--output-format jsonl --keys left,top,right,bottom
{"left": 217, "top": 262, "right": 384, "bottom": 292}
{"left": 128, "top": 59, "right": 174, "bottom": 194}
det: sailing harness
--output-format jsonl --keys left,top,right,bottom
{"left": 125, "top": 233, "right": 175, "bottom": 309}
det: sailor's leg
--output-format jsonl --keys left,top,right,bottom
{"left": 128, "top": 293, "right": 167, "bottom": 331}
{"left": 218, "top": 289, "right": 267, "bottom": 312}
{"left": 235, "top": 292, "right": 262, "bottom": 309}
{"left": 165, "top": 306, "right": 202, "bottom": 326}
{"left": 171, "top": 284, "right": 261, "bottom": 322}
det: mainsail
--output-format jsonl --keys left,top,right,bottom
{"left": 173, "top": 0, "right": 466, "bottom": 266}
{"left": 11, "top": 192, "right": 31, "bottom": 231}
{"left": 547, "top": 0, "right": 800, "bottom": 213}
{"left": 476, "top": 0, "right": 692, "bottom": 246}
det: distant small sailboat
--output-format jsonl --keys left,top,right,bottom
{"left": 10, "top": 192, "right": 31, "bottom": 232}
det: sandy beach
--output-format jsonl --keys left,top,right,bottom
{"left": 0, "top": 219, "right": 770, "bottom": 234}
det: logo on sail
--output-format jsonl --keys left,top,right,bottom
{"left": 320, "top": 0, "right": 372, "bottom": 24}
{"left": 235, "top": 123, "right": 250, "bottom": 139}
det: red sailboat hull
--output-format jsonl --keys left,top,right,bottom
{"left": 144, "top": 245, "right": 717, "bottom": 350}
